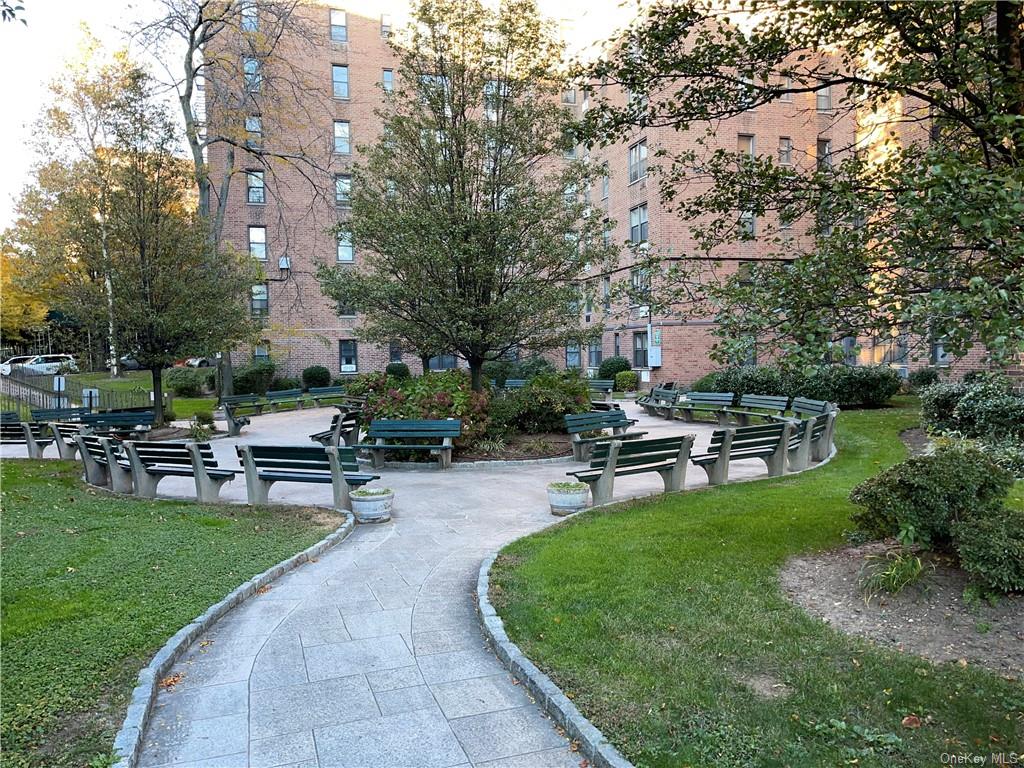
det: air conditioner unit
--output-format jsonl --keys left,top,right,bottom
{"left": 340, "top": 364, "right": 357, "bottom": 373}
{"left": 278, "top": 256, "right": 291, "bottom": 270}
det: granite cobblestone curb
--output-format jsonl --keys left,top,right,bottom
{"left": 111, "top": 509, "right": 356, "bottom": 768}
{"left": 476, "top": 553, "right": 634, "bottom": 768}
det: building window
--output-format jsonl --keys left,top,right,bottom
{"left": 565, "top": 343, "right": 581, "bottom": 369}
{"left": 382, "top": 69, "right": 394, "bottom": 93}
{"left": 380, "top": 13, "right": 391, "bottom": 37}
{"left": 817, "top": 138, "right": 833, "bottom": 170}
{"left": 816, "top": 84, "right": 832, "bottom": 112}
{"left": 329, "top": 9, "right": 347, "bottom": 42}
{"left": 240, "top": 0, "right": 258, "bottom": 31}
{"left": 629, "top": 203, "right": 648, "bottom": 243}
{"left": 740, "top": 209, "right": 756, "bottom": 236}
{"left": 336, "top": 231, "right": 354, "bottom": 262}
{"left": 335, "top": 174, "right": 351, "bottom": 206}
{"left": 561, "top": 88, "right": 576, "bottom": 104}
{"left": 253, "top": 343, "right": 270, "bottom": 362}
{"left": 930, "top": 339, "right": 951, "bottom": 367}
{"left": 633, "top": 331, "right": 648, "bottom": 368}
{"left": 243, "top": 57, "right": 261, "bottom": 93}
{"left": 428, "top": 353, "right": 457, "bottom": 370}
{"left": 333, "top": 120, "right": 350, "bottom": 153}
{"left": 388, "top": 341, "right": 403, "bottom": 363}
{"left": 613, "top": 332, "right": 620, "bottom": 358}
{"left": 332, "top": 65, "right": 349, "bottom": 99}
{"left": 588, "top": 341, "right": 603, "bottom": 368}
{"left": 737, "top": 133, "right": 754, "bottom": 157}
{"left": 778, "top": 137, "right": 792, "bottom": 165}
{"left": 738, "top": 70, "right": 755, "bottom": 108}
{"left": 780, "top": 75, "right": 794, "bottom": 102}
{"left": 246, "top": 170, "right": 265, "bottom": 204}
{"left": 631, "top": 267, "right": 651, "bottom": 301}
{"left": 628, "top": 139, "right": 647, "bottom": 183}
{"left": 248, "top": 226, "right": 266, "bottom": 260}
{"left": 251, "top": 284, "right": 269, "bottom": 319}
{"left": 245, "top": 116, "right": 263, "bottom": 149}
{"left": 600, "top": 170, "right": 609, "bottom": 199}
{"left": 602, "top": 276, "right": 611, "bottom": 310}
{"left": 339, "top": 340, "right": 358, "bottom": 372}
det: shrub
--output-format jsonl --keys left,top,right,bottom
{"left": 614, "top": 370, "right": 639, "bottom": 392}
{"left": 907, "top": 366, "right": 941, "bottom": 390}
{"left": 188, "top": 422, "right": 213, "bottom": 442}
{"left": 689, "top": 372, "right": 720, "bottom": 392}
{"left": 203, "top": 369, "right": 217, "bottom": 391}
{"left": 301, "top": 365, "right": 331, "bottom": 389}
{"left": 511, "top": 372, "right": 590, "bottom": 433}
{"left": 233, "top": 360, "right": 276, "bottom": 395}
{"left": 919, "top": 382, "right": 969, "bottom": 433}
{"left": 597, "top": 356, "right": 631, "bottom": 380}
{"left": 193, "top": 410, "right": 215, "bottom": 426}
{"left": 164, "top": 367, "right": 204, "bottom": 398}
{"left": 268, "top": 376, "right": 301, "bottom": 391}
{"left": 482, "top": 356, "right": 555, "bottom": 386}
{"left": 953, "top": 507, "right": 1024, "bottom": 593}
{"left": 849, "top": 443, "right": 1014, "bottom": 548}
{"left": 359, "top": 370, "right": 489, "bottom": 446}
{"left": 796, "top": 365, "right": 901, "bottom": 408}
{"left": 385, "top": 362, "right": 412, "bottom": 380}
{"left": 486, "top": 395, "right": 524, "bottom": 437}
{"left": 162, "top": 407, "right": 177, "bottom": 422}
{"left": 952, "top": 379, "right": 1024, "bottom": 439}
{"left": 977, "top": 436, "right": 1024, "bottom": 478}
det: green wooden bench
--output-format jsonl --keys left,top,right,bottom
{"left": 220, "top": 394, "right": 263, "bottom": 436}
{"left": 0, "top": 411, "right": 20, "bottom": 424}
{"left": 74, "top": 434, "right": 134, "bottom": 493}
{"left": 308, "top": 385, "right": 347, "bottom": 407}
{"left": 355, "top": 419, "right": 462, "bottom": 470}
{"left": 587, "top": 378, "right": 615, "bottom": 402}
{"left": 310, "top": 409, "right": 362, "bottom": 447}
{"left": 690, "top": 421, "right": 792, "bottom": 485}
{"left": 81, "top": 410, "right": 155, "bottom": 438}
{"left": 265, "top": 388, "right": 306, "bottom": 412}
{"left": 1, "top": 421, "right": 54, "bottom": 459}
{"left": 567, "top": 435, "right": 696, "bottom": 506}
{"left": 670, "top": 392, "right": 735, "bottom": 424}
{"left": 722, "top": 394, "right": 791, "bottom": 426}
{"left": 504, "top": 379, "right": 527, "bottom": 389}
{"left": 32, "top": 406, "right": 91, "bottom": 422}
{"left": 125, "top": 440, "right": 237, "bottom": 501}
{"left": 770, "top": 398, "right": 838, "bottom": 460}
{"left": 564, "top": 410, "right": 647, "bottom": 461}
{"left": 236, "top": 444, "right": 378, "bottom": 511}
{"left": 638, "top": 387, "right": 679, "bottom": 417}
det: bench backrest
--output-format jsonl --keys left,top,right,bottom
{"left": 238, "top": 444, "right": 361, "bottom": 474}
{"left": 590, "top": 435, "right": 690, "bottom": 469}
{"left": 130, "top": 441, "right": 218, "bottom": 469}
{"left": 564, "top": 410, "right": 630, "bottom": 435}
{"left": 708, "top": 422, "right": 786, "bottom": 454}
{"left": 266, "top": 388, "right": 303, "bottom": 400}
{"left": 31, "top": 406, "right": 91, "bottom": 422}
{"left": 650, "top": 387, "right": 678, "bottom": 403}
{"left": 0, "top": 411, "right": 21, "bottom": 424}
{"left": 738, "top": 394, "right": 790, "bottom": 412}
{"left": 222, "top": 394, "right": 262, "bottom": 406}
{"left": 82, "top": 411, "right": 155, "bottom": 428}
{"left": 587, "top": 379, "right": 614, "bottom": 391}
{"left": 790, "top": 397, "right": 832, "bottom": 416}
{"left": 504, "top": 379, "right": 527, "bottom": 389}
{"left": 79, "top": 434, "right": 123, "bottom": 461}
{"left": 366, "top": 419, "right": 462, "bottom": 439}
{"left": 684, "top": 391, "right": 735, "bottom": 407}
{"left": 309, "top": 386, "right": 345, "bottom": 396}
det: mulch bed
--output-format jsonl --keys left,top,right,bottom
{"left": 456, "top": 432, "right": 572, "bottom": 461}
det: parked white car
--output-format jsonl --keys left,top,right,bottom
{"left": 0, "top": 355, "right": 36, "bottom": 375}
{"left": 18, "top": 354, "right": 80, "bottom": 375}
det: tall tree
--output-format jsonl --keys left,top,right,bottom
{"left": 318, "top": 0, "right": 615, "bottom": 391}
{"left": 0, "top": 241, "right": 48, "bottom": 342}
{"left": 137, "top": 0, "right": 333, "bottom": 394}
{"left": 582, "top": 0, "right": 1024, "bottom": 367}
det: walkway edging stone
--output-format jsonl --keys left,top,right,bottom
{"left": 476, "top": 553, "right": 634, "bottom": 768}
{"left": 112, "top": 509, "right": 356, "bottom": 768}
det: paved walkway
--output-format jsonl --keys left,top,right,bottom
{"left": 3, "top": 402, "right": 779, "bottom": 768}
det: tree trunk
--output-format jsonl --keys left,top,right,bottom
{"left": 220, "top": 354, "right": 234, "bottom": 397}
{"left": 151, "top": 366, "right": 165, "bottom": 425}
{"left": 469, "top": 358, "right": 484, "bottom": 392}
{"left": 421, "top": 355, "right": 431, "bottom": 375}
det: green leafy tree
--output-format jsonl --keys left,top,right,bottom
{"left": 318, "top": 0, "right": 616, "bottom": 391}
{"left": 582, "top": 1, "right": 1024, "bottom": 367}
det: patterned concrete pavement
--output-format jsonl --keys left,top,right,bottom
{"left": 3, "top": 402, "right": 778, "bottom": 767}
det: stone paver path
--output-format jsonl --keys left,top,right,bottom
{"left": 3, "top": 402, "right": 779, "bottom": 768}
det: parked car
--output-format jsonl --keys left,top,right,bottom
{"left": 118, "top": 355, "right": 142, "bottom": 371}
{"left": 186, "top": 357, "right": 212, "bottom": 368}
{"left": 19, "top": 354, "right": 80, "bottom": 375}
{"left": 0, "top": 355, "right": 36, "bottom": 375}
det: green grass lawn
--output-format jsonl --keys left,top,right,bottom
{"left": 67, "top": 371, "right": 216, "bottom": 420}
{"left": 491, "top": 404, "right": 1024, "bottom": 767}
{"left": 0, "top": 460, "right": 338, "bottom": 768}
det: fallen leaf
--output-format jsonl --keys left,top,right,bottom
{"left": 160, "top": 673, "right": 184, "bottom": 690}
{"left": 901, "top": 715, "right": 922, "bottom": 729}
{"left": 256, "top": 584, "right": 272, "bottom": 595}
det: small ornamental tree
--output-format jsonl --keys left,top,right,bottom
{"left": 318, "top": 0, "right": 616, "bottom": 391}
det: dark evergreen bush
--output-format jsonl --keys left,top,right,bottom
{"left": 597, "top": 356, "right": 631, "bottom": 380}
{"left": 301, "top": 365, "right": 331, "bottom": 389}
{"left": 385, "top": 362, "right": 412, "bottom": 379}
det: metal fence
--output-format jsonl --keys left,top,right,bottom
{"left": 4, "top": 368, "right": 154, "bottom": 412}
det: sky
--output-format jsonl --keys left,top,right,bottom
{"left": 0, "top": 0, "right": 633, "bottom": 232}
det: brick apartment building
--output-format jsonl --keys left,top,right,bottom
{"left": 207, "top": 1, "right": 996, "bottom": 386}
